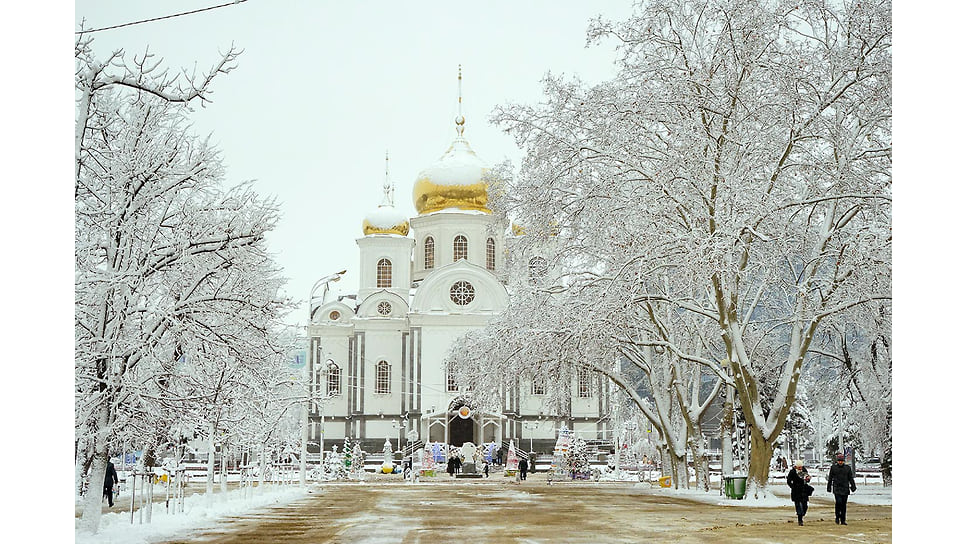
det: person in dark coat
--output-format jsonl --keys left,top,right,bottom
{"left": 446, "top": 455, "right": 456, "bottom": 477}
{"left": 786, "top": 460, "right": 813, "bottom": 525}
{"left": 826, "top": 453, "right": 857, "bottom": 525}
{"left": 518, "top": 457, "right": 529, "bottom": 480}
{"left": 103, "top": 458, "right": 119, "bottom": 507}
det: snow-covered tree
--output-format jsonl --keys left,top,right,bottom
{"left": 488, "top": 0, "right": 891, "bottom": 496}
{"left": 74, "top": 36, "right": 289, "bottom": 533}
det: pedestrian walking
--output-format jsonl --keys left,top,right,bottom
{"left": 103, "top": 458, "right": 119, "bottom": 507}
{"left": 786, "top": 460, "right": 813, "bottom": 525}
{"left": 826, "top": 453, "right": 857, "bottom": 525}
{"left": 483, "top": 462, "right": 490, "bottom": 478}
{"left": 518, "top": 457, "right": 529, "bottom": 481}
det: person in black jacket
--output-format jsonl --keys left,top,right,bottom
{"left": 103, "top": 458, "right": 119, "bottom": 507}
{"left": 786, "top": 460, "right": 813, "bottom": 525}
{"left": 518, "top": 457, "right": 529, "bottom": 480}
{"left": 826, "top": 453, "right": 857, "bottom": 525}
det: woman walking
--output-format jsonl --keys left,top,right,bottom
{"left": 786, "top": 460, "right": 813, "bottom": 526}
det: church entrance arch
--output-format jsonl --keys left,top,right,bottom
{"left": 448, "top": 397, "right": 476, "bottom": 446}
{"left": 449, "top": 416, "right": 473, "bottom": 446}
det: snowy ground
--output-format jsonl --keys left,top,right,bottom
{"left": 72, "top": 472, "right": 892, "bottom": 543}
{"left": 75, "top": 484, "right": 309, "bottom": 544}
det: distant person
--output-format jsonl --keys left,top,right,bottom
{"left": 483, "top": 462, "right": 490, "bottom": 478}
{"left": 103, "top": 458, "right": 119, "bottom": 507}
{"left": 518, "top": 457, "right": 529, "bottom": 481}
{"left": 786, "top": 460, "right": 813, "bottom": 525}
{"left": 826, "top": 453, "right": 857, "bottom": 525}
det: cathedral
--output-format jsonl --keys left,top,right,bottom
{"left": 305, "top": 72, "right": 609, "bottom": 455}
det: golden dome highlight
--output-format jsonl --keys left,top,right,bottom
{"left": 362, "top": 205, "right": 410, "bottom": 236}
{"left": 412, "top": 137, "right": 490, "bottom": 215}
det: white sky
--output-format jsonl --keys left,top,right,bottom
{"left": 72, "top": 0, "right": 635, "bottom": 327}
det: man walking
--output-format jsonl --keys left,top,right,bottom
{"left": 826, "top": 453, "right": 857, "bottom": 525}
{"left": 518, "top": 457, "right": 529, "bottom": 481}
{"left": 103, "top": 458, "right": 119, "bottom": 507}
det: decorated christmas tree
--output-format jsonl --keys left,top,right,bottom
{"left": 351, "top": 442, "right": 365, "bottom": 478}
{"left": 324, "top": 444, "right": 345, "bottom": 480}
{"left": 505, "top": 441, "right": 519, "bottom": 475}
{"left": 549, "top": 427, "right": 572, "bottom": 481}
{"left": 421, "top": 444, "right": 437, "bottom": 476}
{"left": 571, "top": 436, "right": 591, "bottom": 479}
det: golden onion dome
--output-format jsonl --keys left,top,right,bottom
{"left": 362, "top": 204, "right": 410, "bottom": 236}
{"left": 412, "top": 134, "right": 490, "bottom": 215}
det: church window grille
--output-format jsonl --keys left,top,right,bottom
{"left": 376, "top": 258, "right": 392, "bottom": 288}
{"left": 453, "top": 235, "right": 468, "bottom": 261}
{"left": 377, "top": 301, "right": 392, "bottom": 316}
{"left": 424, "top": 237, "right": 435, "bottom": 269}
{"left": 449, "top": 280, "right": 475, "bottom": 305}
{"left": 486, "top": 238, "right": 495, "bottom": 270}
{"left": 532, "top": 377, "right": 546, "bottom": 395}
{"left": 327, "top": 361, "right": 341, "bottom": 396}
{"left": 578, "top": 367, "right": 592, "bottom": 398}
{"left": 376, "top": 361, "right": 391, "bottom": 394}
{"left": 528, "top": 256, "right": 548, "bottom": 283}
{"left": 446, "top": 366, "right": 459, "bottom": 392}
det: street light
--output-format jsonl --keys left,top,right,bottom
{"left": 302, "top": 270, "right": 346, "bottom": 487}
{"left": 522, "top": 421, "right": 540, "bottom": 453}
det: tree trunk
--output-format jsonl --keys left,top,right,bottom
{"left": 721, "top": 397, "right": 734, "bottom": 477}
{"left": 80, "top": 450, "right": 107, "bottom": 534}
{"left": 690, "top": 441, "right": 710, "bottom": 492}
{"left": 747, "top": 430, "right": 773, "bottom": 498}
{"left": 80, "top": 400, "right": 113, "bottom": 534}
{"left": 206, "top": 423, "right": 216, "bottom": 499}
{"left": 220, "top": 446, "right": 228, "bottom": 495}
{"left": 672, "top": 453, "right": 689, "bottom": 489}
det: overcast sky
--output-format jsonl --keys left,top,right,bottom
{"left": 72, "top": 0, "right": 635, "bottom": 327}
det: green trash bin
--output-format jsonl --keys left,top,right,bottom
{"left": 724, "top": 476, "right": 747, "bottom": 499}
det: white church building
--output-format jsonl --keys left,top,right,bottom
{"left": 306, "top": 76, "right": 609, "bottom": 455}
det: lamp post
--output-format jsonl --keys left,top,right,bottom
{"left": 407, "top": 429, "right": 419, "bottom": 482}
{"left": 302, "top": 270, "right": 346, "bottom": 487}
{"left": 522, "top": 421, "right": 539, "bottom": 453}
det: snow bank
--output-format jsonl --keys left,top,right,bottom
{"left": 75, "top": 485, "right": 308, "bottom": 544}
{"left": 626, "top": 482, "right": 892, "bottom": 507}
{"left": 629, "top": 483, "right": 790, "bottom": 507}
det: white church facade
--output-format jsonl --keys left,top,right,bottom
{"left": 306, "top": 78, "right": 609, "bottom": 455}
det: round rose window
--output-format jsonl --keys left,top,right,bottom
{"left": 329, "top": 310, "right": 340, "bottom": 321}
{"left": 377, "top": 301, "right": 392, "bottom": 316}
{"left": 449, "top": 281, "right": 475, "bottom": 305}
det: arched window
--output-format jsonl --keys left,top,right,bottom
{"left": 486, "top": 238, "right": 496, "bottom": 270}
{"left": 528, "top": 256, "right": 548, "bottom": 283}
{"left": 327, "top": 361, "right": 342, "bottom": 396}
{"left": 424, "top": 237, "right": 435, "bottom": 269}
{"left": 376, "top": 258, "right": 392, "bottom": 288}
{"left": 578, "top": 367, "right": 592, "bottom": 398}
{"left": 453, "top": 235, "right": 467, "bottom": 261}
{"left": 376, "top": 360, "right": 390, "bottom": 394}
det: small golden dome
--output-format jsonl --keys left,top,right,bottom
{"left": 412, "top": 137, "right": 490, "bottom": 215}
{"left": 362, "top": 204, "right": 410, "bottom": 236}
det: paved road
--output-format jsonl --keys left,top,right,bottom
{"left": 159, "top": 479, "right": 891, "bottom": 543}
